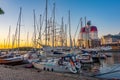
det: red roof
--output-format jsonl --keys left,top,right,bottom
{"left": 80, "top": 26, "right": 98, "bottom": 33}
{"left": 90, "top": 26, "right": 97, "bottom": 32}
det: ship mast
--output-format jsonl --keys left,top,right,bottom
{"left": 61, "top": 17, "right": 64, "bottom": 47}
{"left": 52, "top": 2, "right": 55, "bottom": 49}
{"left": 7, "top": 26, "right": 11, "bottom": 49}
{"left": 33, "top": 9, "right": 37, "bottom": 48}
{"left": 84, "top": 16, "right": 86, "bottom": 26}
{"left": 73, "top": 18, "right": 81, "bottom": 48}
{"left": 45, "top": 0, "right": 48, "bottom": 45}
{"left": 47, "top": 19, "right": 50, "bottom": 45}
{"left": 68, "top": 10, "right": 72, "bottom": 49}
{"left": 4, "top": 39, "right": 6, "bottom": 49}
{"left": 13, "top": 26, "right": 18, "bottom": 49}
{"left": 39, "top": 14, "right": 42, "bottom": 43}
{"left": 81, "top": 18, "right": 83, "bottom": 28}
{"left": 80, "top": 17, "right": 83, "bottom": 39}
{"left": 27, "top": 32, "right": 29, "bottom": 47}
{"left": 18, "top": 7, "right": 22, "bottom": 53}
{"left": 65, "top": 24, "right": 67, "bottom": 47}
{"left": 79, "top": 17, "right": 83, "bottom": 47}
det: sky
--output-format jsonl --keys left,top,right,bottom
{"left": 0, "top": 0, "right": 120, "bottom": 48}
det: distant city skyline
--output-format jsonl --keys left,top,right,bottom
{"left": 0, "top": 0, "right": 120, "bottom": 49}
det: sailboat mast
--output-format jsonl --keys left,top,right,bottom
{"left": 61, "top": 17, "right": 64, "bottom": 47}
{"left": 47, "top": 19, "right": 50, "bottom": 45}
{"left": 45, "top": 0, "right": 48, "bottom": 45}
{"left": 12, "top": 34, "right": 14, "bottom": 49}
{"left": 18, "top": 7, "right": 22, "bottom": 52}
{"left": 4, "top": 39, "right": 5, "bottom": 49}
{"left": 27, "top": 32, "right": 29, "bottom": 47}
{"left": 81, "top": 17, "right": 83, "bottom": 28}
{"left": 74, "top": 18, "right": 81, "bottom": 47}
{"left": 39, "top": 14, "right": 42, "bottom": 42}
{"left": 65, "top": 24, "right": 67, "bottom": 47}
{"left": 80, "top": 17, "right": 83, "bottom": 40}
{"left": 33, "top": 9, "right": 36, "bottom": 48}
{"left": 68, "top": 10, "right": 72, "bottom": 48}
{"left": 7, "top": 26, "right": 11, "bottom": 49}
{"left": 52, "top": 2, "right": 55, "bottom": 48}
{"left": 84, "top": 16, "right": 86, "bottom": 26}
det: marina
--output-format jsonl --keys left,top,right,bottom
{"left": 0, "top": 49, "right": 120, "bottom": 80}
{"left": 0, "top": 0, "right": 120, "bottom": 80}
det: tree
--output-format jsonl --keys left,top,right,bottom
{"left": 0, "top": 8, "right": 4, "bottom": 14}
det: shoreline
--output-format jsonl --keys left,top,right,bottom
{"left": 0, "top": 64, "right": 105, "bottom": 80}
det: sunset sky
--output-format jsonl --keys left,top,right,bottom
{"left": 0, "top": 0, "right": 120, "bottom": 49}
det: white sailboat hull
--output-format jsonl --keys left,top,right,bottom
{"left": 33, "top": 61, "right": 79, "bottom": 73}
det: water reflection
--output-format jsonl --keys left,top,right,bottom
{"left": 95, "top": 52, "right": 120, "bottom": 79}
{"left": 81, "top": 52, "right": 120, "bottom": 79}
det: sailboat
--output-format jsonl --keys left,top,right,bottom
{"left": 0, "top": 54, "right": 23, "bottom": 64}
{"left": 23, "top": 10, "right": 45, "bottom": 63}
{"left": 32, "top": 54, "right": 81, "bottom": 73}
{"left": 37, "top": 0, "right": 67, "bottom": 53}
{"left": 0, "top": 8, "right": 23, "bottom": 64}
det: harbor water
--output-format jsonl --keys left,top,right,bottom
{"left": 92, "top": 52, "right": 120, "bottom": 79}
